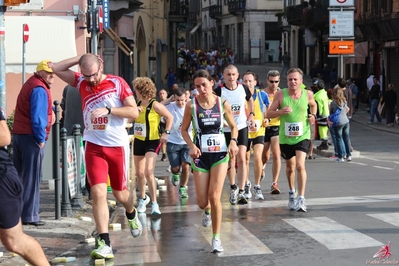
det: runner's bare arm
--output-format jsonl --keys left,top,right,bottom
{"left": 266, "top": 90, "right": 284, "bottom": 118}
{"left": 51, "top": 56, "right": 81, "bottom": 86}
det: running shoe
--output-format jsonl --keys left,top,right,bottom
{"left": 244, "top": 181, "right": 252, "bottom": 199}
{"left": 179, "top": 186, "right": 188, "bottom": 198}
{"left": 288, "top": 192, "right": 297, "bottom": 210}
{"left": 151, "top": 202, "right": 161, "bottom": 215}
{"left": 127, "top": 208, "right": 143, "bottom": 238}
{"left": 137, "top": 195, "right": 150, "bottom": 213}
{"left": 90, "top": 239, "right": 114, "bottom": 259}
{"left": 202, "top": 211, "right": 212, "bottom": 227}
{"left": 346, "top": 156, "right": 352, "bottom": 162}
{"left": 172, "top": 174, "right": 180, "bottom": 186}
{"left": 211, "top": 237, "right": 224, "bottom": 253}
{"left": 270, "top": 183, "right": 281, "bottom": 194}
{"left": 253, "top": 186, "right": 264, "bottom": 200}
{"left": 334, "top": 158, "right": 344, "bottom": 162}
{"left": 229, "top": 187, "right": 238, "bottom": 205}
{"left": 237, "top": 191, "right": 248, "bottom": 204}
{"left": 296, "top": 197, "right": 307, "bottom": 212}
{"left": 161, "top": 154, "right": 167, "bottom": 161}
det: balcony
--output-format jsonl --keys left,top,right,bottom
{"left": 189, "top": 11, "right": 198, "bottom": 22}
{"left": 356, "top": 12, "right": 399, "bottom": 41}
{"left": 210, "top": 4, "right": 222, "bottom": 20}
{"left": 285, "top": 5, "right": 303, "bottom": 26}
{"left": 228, "top": 0, "right": 245, "bottom": 16}
{"left": 169, "top": 0, "right": 189, "bottom": 22}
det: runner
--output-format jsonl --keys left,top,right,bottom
{"left": 267, "top": 68, "right": 317, "bottom": 212}
{"left": 242, "top": 71, "right": 270, "bottom": 200}
{"left": 181, "top": 69, "right": 238, "bottom": 252}
{"left": 164, "top": 87, "right": 191, "bottom": 198}
{"left": 214, "top": 64, "right": 255, "bottom": 205}
{"left": 262, "top": 70, "right": 282, "bottom": 194}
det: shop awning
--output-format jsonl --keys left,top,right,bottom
{"left": 344, "top": 41, "right": 368, "bottom": 64}
{"left": 5, "top": 16, "right": 77, "bottom": 73}
{"left": 157, "top": 38, "right": 168, "bottom": 53}
{"left": 104, "top": 28, "right": 133, "bottom": 63}
{"left": 190, "top": 23, "right": 201, "bottom": 35}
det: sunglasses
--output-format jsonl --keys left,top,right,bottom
{"left": 268, "top": 80, "right": 279, "bottom": 83}
{"left": 82, "top": 67, "right": 100, "bottom": 78}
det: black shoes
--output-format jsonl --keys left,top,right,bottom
{"left": 22, "top": 221, "right": 46, "bottom": 226}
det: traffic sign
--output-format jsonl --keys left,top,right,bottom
{"left": 23, "top": 23, "right": 29, "bottom": 43}
{"left": 329, "top": 0, "right": 354, "bottom": 6}
{"left": 98, "top": 6, "right": 103, "bottom": 33}
{"left": 329, "top": 40, "right": 354, "bottom": 54}
{"left": 329, "top": 11, "right": 354, "bottom": 37}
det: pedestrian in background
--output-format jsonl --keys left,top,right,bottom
{"left": 12, "top": 60, "right": 55, "bottom": 227}
{"left": 267, "top": 68, "right": 317, "bottom": 213}
{"left": 52, "top": 54, "right": 142, "bottom": 260}
{"left": 165, "top": 67, "right": 176, "bottom": 93}
{"left": 281, "top": 52, "right": 291, "bottom": 75}
{"left": 0, "top": 109, "right": 50, "bottom": 266}
{"left": 181, "top": 69, "right": 238, "bottom": 253}
{"left": 381, "top": 83, "right": 397, "bottom": 127}
{"left": 368, "top": 77, "right": 382, "bottom": 124}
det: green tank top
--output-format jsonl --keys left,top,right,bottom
{"left": 279, "top": 88, "right": 310, "bottom": 144}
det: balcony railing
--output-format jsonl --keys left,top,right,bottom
{"left": 169, "top": 0, "right": 188, "bottom": 16}
{"left": 228, "top": 0, "right": 245, "bottom": 16}
{"left": 210, "top": 4, "right": 222, "bottom": 20}
{"left": 285, "top": 5, "right": 303, "bottom": 26}
{"left": 189, "top": 11, "right": 197, "bottom": 22}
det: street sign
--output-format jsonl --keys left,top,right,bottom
{"left": 23, "top": 23, "right": 29, "bottom": 43}
{"left": 329, "top": 11, "right": 354, "bottom": 37}
{"left": 329, "top": 40, "right": 354, "bottom": 54}
{"left": 98, "top": 6, "right": 103, "bottom": 33}
{"left": 329, "top": 0, "right": 354, "bottom": 6}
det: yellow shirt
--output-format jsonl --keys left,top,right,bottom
{"left": 134, "top": 99, "right": 161, "bottom": 141}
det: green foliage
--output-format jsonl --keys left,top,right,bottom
{"left": 7, "top": 110, "right": 14, "bottom": 132}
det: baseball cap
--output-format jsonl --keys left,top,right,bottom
{"left": 317, "top": 81, "right": 325, "bottom": 89}
{"left": 36, "top": 60, "right": 53, "bottom": 73}
{"left": 312, "top": 78, "right": 318, "bottom": 85}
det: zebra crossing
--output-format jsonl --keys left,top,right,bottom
{"left": 132, "top": 209, "right": 398, "bottom": 260}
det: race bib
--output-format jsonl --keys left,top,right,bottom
{"left": 200, "top": 134, "right": 227, "bottom": 153}
{"left": 134, "top": 123, "right": 146, "bottom": 137}
{"left": 284, "top": 122, "right": 303, "bottom": 137}
{"left": 230, "top": 103, "right": 241, "bottom": 116}
{"left": 249, "top": 120, "right": 261, "bottom": 133}
{"left": 88, "top": 115, "right": 111, "bottom": 131}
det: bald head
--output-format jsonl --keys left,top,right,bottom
{"left": 79, "top": 54, "right": 100, "bottom": 69}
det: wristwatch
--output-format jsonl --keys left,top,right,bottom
{"left": 105, "top": 106, "right": 111, "bottom": 114}
{"left": 165, "top": 130, "right": 171, "bottom": 134}
{"left": 231, "top": 138, "right": 238, "bottom": 145}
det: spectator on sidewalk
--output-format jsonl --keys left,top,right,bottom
{"left": 381, "top": 83, "right": 397, "bottom": 127}
{"left": 309, "top": 61, "right": 320, "bottom": 80}
{"left": 0, "top": 109, "right": 50, "bottom": 266}
{"left": 321, "top": 64, "right": 331, "bottom": 88}
{"left": 329, "top": 68, "right": 338, "bottom": 88}
{"left": 368, "top": 77, "right": 382, "bottom": 124}
{"left": 12, "top": 60, "right": 55, "bottom": 227}
{"left": 52, "top": 54, "right": 143, "bottom": 260}
{"left": 165, "top": 67, "right": 177, "bottom": 93}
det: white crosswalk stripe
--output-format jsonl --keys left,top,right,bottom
{"left": 195, "top": 221, "right": 273, "bottom": 257}
{"left": 367, "top": 212, "right": 399, "bottom": 227}
{"left": 283, "top": 217, "right": 383, "bottom": 250}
